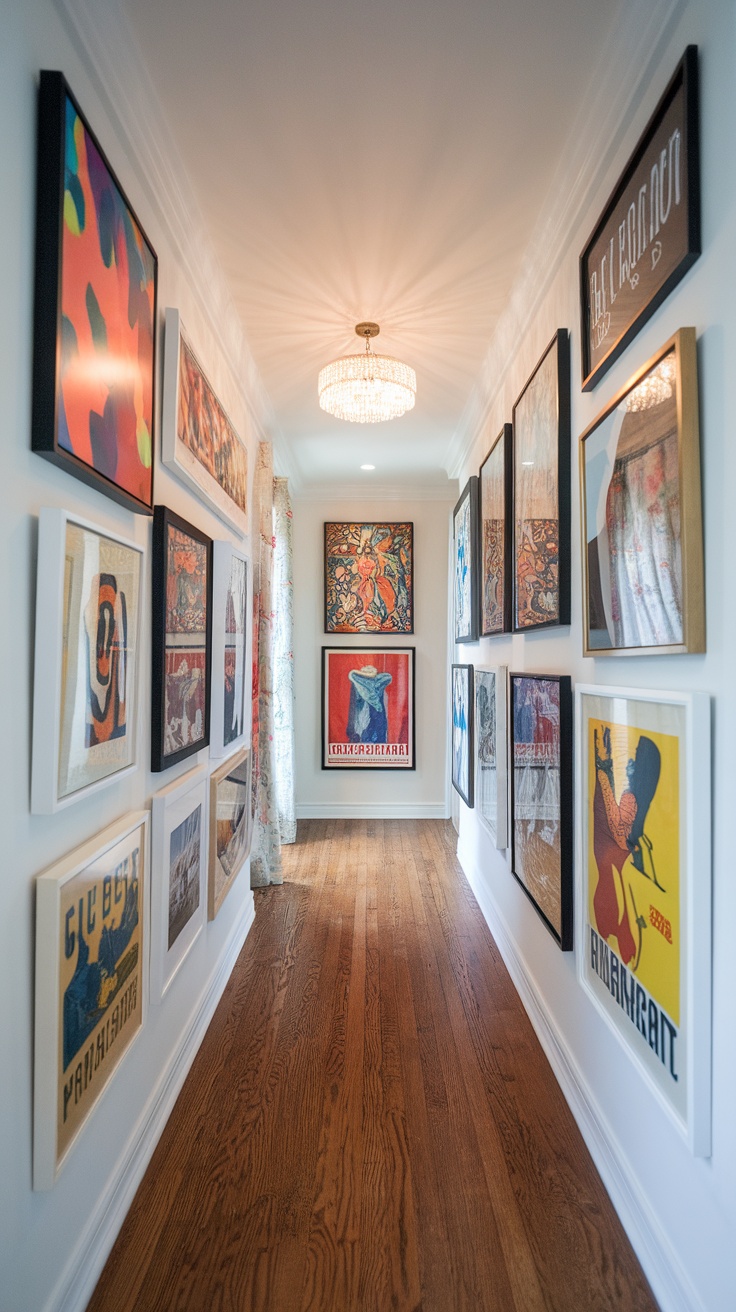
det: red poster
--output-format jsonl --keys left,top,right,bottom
{"left": 322, "top": 648, "right": 415, "bottom": 769}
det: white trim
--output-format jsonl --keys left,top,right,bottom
{"left": 296, "top": 803, "right": 448, "bottom": 820}
{"left": 293, "top": 481, "right": 459, "bottom": 504}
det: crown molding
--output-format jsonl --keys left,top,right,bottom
{"left": 292, "top": 480, "right": 458, "bottom": 504}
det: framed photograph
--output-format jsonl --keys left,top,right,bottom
{"left": 162, "top": 308, "right": 249, "bottom": 537}
{"left": 451, "top": 664, "right": 474, "bottom": 808}
{"left": 579, "top": 328, "right": 703, "bottom": 656}
{"left": 324, "top": 522, "right": 413, "bottom": 634}
{"left": 31, "top": 71, "right": 157, "bottom": 514}
{"left": 453, "top": 477, "right": 480, "bottom": 642}
{"left": 31, "top": 508, "right": 143, "bottom": 814}
{"left": 151, "top": 506, "right": 213, "bottom": 772}
{"left": 576, "top": 685, "right": 711, "bottom": 1155}
{"left": 580, "top": 47, "right": 700, "bottom": 391}
{"left": 474, "top": 667, "right": 508, "bottom": 847}
{"left": 210, "top": 541, "right": 249, "bottom": 758}
{"left": 512, "top": 331, "right": 571, "bottom": 631}
{"left": 322, "top": 647, "right": 415, "bottom": 770}
{"left": 510, "top": 673, "right": 573, "bottom": 950}
{"left": 209, "top": 748, "right": 253, "bottom": 918}
{"left": 479, "top": 425, "right": 512, "bottom": 635}
{"left": 34, "top": 810, "right": 149, "bottom": 1189}
{"left": 150, "top": 765, "right": 207, "bottom": 1003}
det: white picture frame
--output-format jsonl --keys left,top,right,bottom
{"left": 210, "top": 540, "right": 249, "bottom": 759}
{"left": 474, "top": 666, "right": 508, "bottom": 848}
{"left": 208, "top": 747, "right": 253, "bottom": 919}
{"left": 150, "top": 765, "right": 208, "bottom": 1003}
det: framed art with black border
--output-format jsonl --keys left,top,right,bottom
{"left": 453, "top": 477, "right": 479, "bottom": 642}
{"left": 324, "top": 521, "right": 414, "bottom": 634}
{"left": 150, "top": 765, "right": 207, "bottom": 1003}
{"left": 474, "top": 666, "right": 508, "bottom": 847}
{"left": 322, "top": 647, "right": 415, "bottom": 770}
{"left": 210, "top": 540, "right": 249, "bottom": 758}
{"left": 209, "top": 748, "right": 253, "bottom": 918}
{"left": 451, "top": 663, "right": 474, "bottom": 808}
{"left": 479, "top": 425, "right": 512, "bottom": 636}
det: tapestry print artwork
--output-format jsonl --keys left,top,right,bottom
{"left": 164, "top": 526, "right": 208, "bottom": 755}
{"left": 224, "top": 554, "right": 247, "bottom": 746}
{"left": 168, "top": 804, "right": 202, "bottom": 950}
{"left": 178, "top": 334, "right": 248, "bottom": 518}
{"left": 480, "top": 427, "right": 511, "bottom": 635}
{"left": 512, "top": 677, "right": 562, "bottom": 935}
{"left": 324, "top": 522, "right": 413, "bottom": 633}
{"left": 514, "top": 346, "right": 560, "bottom": 628}
{"left": 323, "top": 649, "right": 414, "bottom": 769}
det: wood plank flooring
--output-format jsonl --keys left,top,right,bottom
{"left": 87, "top": 819, "right": 658, "bottom": 1312}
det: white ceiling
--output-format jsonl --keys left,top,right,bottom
{"left": 123, "top": 0, "right": 628, "bottom": 493}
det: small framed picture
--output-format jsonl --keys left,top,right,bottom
{"left": 479, "top": 426, "right": 512, "bottom": 635}
{"left": 34, "top": 810, "right": 149, "bottom": 1189}
{"left": 209, "top": 748, "right": 253, "bottom": 918}
{"left": 322, "top": 647, "right": 416, "bottom": 770}
{"left": 210, "top": 541, "right": 249, "bottom": 758}
{"left": 453, "top": 477, "right": 480, "bottom": 642}
{"left": 324, "top": 521, "right": 414, "bottom": 634}
{"left": 150, "top": 765, "right": 208, "bottom": 1003}
{"left": 451, "top": 664, "right": 474, "bottom": 807}
{"left": 31, "top": 508, "right": 143, "bottom": 814}
{"left": 474, "top": 667, "right": 508, "bottom": 847}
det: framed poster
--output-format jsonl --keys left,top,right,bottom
{"left": 451, "top": 664, "right": 474, "bottom": 808}
{"left": 580, "top": 47, "right": 700, "bottom": 391}
{"left": 512, "top": 331, "right": 571, "bottom": 631}
{"left": 322, "top": 647, "right": 415, "bottom": 770}
{"left": 31, "top": 508, "right": 143, "bottom": 814}
{"left": 324, "top": 522, "right": 413, "bottom": 634}
{"left": 151, "top": 506, "right": 213, "bottom": 772}
{"left": 453, "top": 477, "right": 479, "bottom": 642}
{"left": 479, "top": 425, "right": 512, "bottom": 636}
{"left": 210, "top": 541, "right": 249, "bottom": 758}
{"left": 31, "top": 71, "right": 157, "bottom": 514}
{"left": 34, "top": 810, "right": 149, "bottom": 1189}
{"left": 150, "top": 765, "right": 207, "bottom": 1002}
{"left": 474, "top": 667, "right": 508, "bottom": 847}
{"left": 209, "top": 748, "right": 253, "bottom": 918}
{"left": 576, "top": 685, "right": 711, "bottom": 1155}
{"left": 161, "top": 308, "right": 249, "bottom": 536}
{"left": 510, "top": 673, "right": 573, "bottom": 950}
{"left": 579, "top": 328, "right": 704, "bottom": 657}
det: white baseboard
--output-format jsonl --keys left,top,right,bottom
{"left": 49, "top": 893, "right": 256, "bottom": 1312}
{"left": 296, "top": 803, "right": 448, "bottom": 820}
{"left": 456, "top": 842, "right": 704, "bottom": 1312}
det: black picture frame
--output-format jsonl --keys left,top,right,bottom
{"left": 151, "top": 506, "right": 213, "bottom": 772}
{"left": 321, "top": 646, "right": 416, "bottom": 770}
{"left": 509, "top": 673, "right": 573, "bottom": 951}
{"left": 479, "top": 424, "right": 512, "bottom": 636}
{"left": 579, "top": 46, "right": 700, "bottom": 391}
{"left": 451, "top": 663, "right": 474, "bottom": 808}
{"left": 32, "top": 70, "right": 158, "bottom": 514}
{"left": 453, "top": 476, "right": 480, "bottom": 643}
{"left": 323, "top": 521, "right": 414, "bottom": 634}
{"left": 512, "top": 330, "right": 571, "bottom": 632}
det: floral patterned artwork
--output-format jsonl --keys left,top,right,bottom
{"left": 324, "top": 522, "right": 413, "bottom": 633}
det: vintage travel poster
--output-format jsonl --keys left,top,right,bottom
{"left": 168, "top": 803, "right": 202, "bottom": 950}
{"left": 511, "top": 676, "right": 562, "bottom": 933}
{"left": 324, "top": 522, "right": 413, "bottom": 634}
{"left": 323, "top": 647, "right": 415, "bottom": 769}
{"left": 164, "top": 524, "right": 209, "bottom": 756}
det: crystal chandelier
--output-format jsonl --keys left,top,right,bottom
{"left": 626, "top": 352, "right": 677, "bottom": 413}
{"left": 318, "top": 323, "right": 417, "bottom": 423}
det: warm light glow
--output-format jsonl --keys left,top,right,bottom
{"left": 318, "top": 340, "right": 416, "bottom": 423}
{"left": 626, "top": 354, "right": 677, "bottom": 412}
{"left": 360, "top": 463, "right": 376, "bottom": 470}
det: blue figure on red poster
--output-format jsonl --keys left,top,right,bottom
{"left": 347, "top": 664, "right": 392, "bottom": 743}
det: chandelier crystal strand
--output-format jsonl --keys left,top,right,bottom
{"left": 318, "top": 323, "right": 417, "bottom": 423}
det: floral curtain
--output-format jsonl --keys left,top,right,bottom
{"left": 273, "top": 478, "right": 296, "bottom": 844}
{"left": 250, "top": 442, "right": 282, "bottom": 887}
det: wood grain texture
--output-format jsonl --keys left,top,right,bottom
{"left": 87, "top": 820, "right": 658, "bottom": 1312}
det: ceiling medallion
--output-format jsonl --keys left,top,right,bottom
{"left": 318, "top": 322, "right": 417, "bottom": 423}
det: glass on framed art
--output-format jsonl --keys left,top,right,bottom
{"left": 208, "top": 748, "right": 253, "bottom": 918}
{"left": 479, "top": 427, "right": 512, "bottom": 635}
{"left": 210, "top": 541, "right": 249, "bottom": 758}
{"left": 451, "top": 664, "right": 474, "bottom": 807}
{"left": 151, "top": 765, "right": 208, "bottom": 1003}
{"left": 322, "top": 647, "right": 416, "bottom": 770}
{"left": 474, "top": 667, "right": 508, "bottom": 847}
{"left": 324, "top": 522, "right": 413, "bottom": 634}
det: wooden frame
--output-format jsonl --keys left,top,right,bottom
{"left": 451, "top": 663, "right": 474, "bottom": 808}
{"left": 208, "top": 748, "right": 253, "bottom": 918}
{"left": 512, "top": 331, "right": 571, "bottom": 632}
{"left": 474, "top": 666, "right": 508, "bottom": 847}
{"left": 150, "top": 765, "right": 208, "bottom": 1002}
{"left": 509, "top": 673, "right": 573, "bottom": 950}
{"left": 323, "top": 521, "right": 414, "bottom": 634}
{"left": 575, "top": 684, "right": 711, "bottom": 1155}
{"left": 453, "top": 477, "right": 480, "bottom": 642}
{"left": 210, "top": 540, "right": 249, "bottom": 758}
{"left": 479, "top": 425, "right": 512, "bottom": 635}
{"left": 579, "top": 328, "right": 704, "bottom": 656}
{"left": 322, "top": 646, "right": 416, "bottom": 770}
{"left": 32, "top": 71, "right": 157, "bottom": 514}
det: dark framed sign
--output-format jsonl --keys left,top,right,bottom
{"left": 322, "top": 646, "right": 415, "bottom": 770}
{"left": 479, "top": 425, "right": 512, "bottom": 636}
{"left": 510, "top": 673, "right": 573, "bottom": 951}
{"left": 152, "top": 506, "right": 213, "bottom": 772}
{"left": 580, "top": 46, "right": 700, "bottom": 391}
{"left": 453, "top": 477, "right": 480, "bottom": 642}
{"left": 324, "top": 522, "right": 414, "bottom": 634}
{"left": 451, "top": 663, "right": 474, "bottom": 808}
{"left": 32, "top": 71, "right": 158, "bottom": 513}
{"left": 512, "top": 331, "right": 570, "bottom": 632}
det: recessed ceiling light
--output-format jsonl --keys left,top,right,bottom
{"left": 360, "top": 463, "right": 375, "bottom": 471}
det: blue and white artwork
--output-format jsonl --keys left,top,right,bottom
{"left": 454, "top": 478, "right": 478, "bottom": 641}
{"left": 452, "top": 664, "right": 473, "bottom": 806}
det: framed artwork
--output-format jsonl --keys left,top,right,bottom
{"left": 31, "top": 71, "right": 157, "bottom": 514}
{"left": 322, "top": 647, "right": 415, "bottom": 770}
{"left": 150, "top": 765, "right": 207, "bottom": 1003}
{"left": 453, "top": 477, "right": 480, "bottom": 642}
{"left": 474, "top": 667, "right": 508, "bottom": 847}
{"left": 34, "top": 810, "right": 149, "bottom": 1189}
{"left": 162, "top": 308, "right": 249, "bottom": 536}
{"left": 580, "top": 47, "right": 700, "bottom": 391}
{"left": 580, "top": 328, "right": 704, "bottom": 657}
{"left": 209, "top": 748, "right": 253, "bottom": 918}
{"left": 210, "top": 541, "right": 249, "bottom": 758}
{"left": 324, "top": 522, "right": 413, "bottom": 634}
{"left": 576, "top": 685, "right": 711, "bottom": 1155}
{"left": 151, "top": 506, "right": 213, "bottom": 772}
{"left": 512, "top": 331, "right": 570, "bottom": 632}
{"left": 451, "top": 664, "right": 474, "bottom": 808}
{"left": 31, "top": 508, "right": 143, "bottom": 814}
{"left": 479, "top": 425, "right": 512, "bottom": 635}
{"left": 510, "top": 673, "right": 573, "bottom": 950}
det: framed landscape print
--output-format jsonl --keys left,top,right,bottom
{"left": 151, "top": 766, "right": 207, "bottom": 1002}
{"left": 322, "top": 647, "right": 415, "bottom": 769}
{"left": 474, "top": 667, "right": 508, "bottom": 847}
{"left": 479, "top": 426, "right": 512, "bottom": 635}
{"left": 34, "top": 810, "right": 149, "bottom": 1189}
{"left": 510, "top": 673, "right": 573, "bottom": 950}
{"left": 210, "top": 541, "right": 249, "bottom": 758}
{"left": 162, "top": 308, "right": 249, "bottom": 536}
{"left": 324, "top": 522, "right": 413, "bottom": 633}
{"left": 32, "top": 71, "right": 157, "bottom": 514}
{"left": 453, "top": 477, "right": 480, "bottom": 642}
{"left": 31, "top": 508, "right": 143, "bottom": 814}
{"left": 579, "top": 328, "right": 704, "bottom": 656}
{"left": 151, "top": 506, "right": 213, "bottom": 772}
{"left": 451, "top": 664, "right": 474, "bottom": 808}
{"left": 209, "top": 748, "right": 253, "bottom": 918}
{"left": 512, "top": 331, "right": 570, "bottom": 631}
{"left": 575, "top": 685, "right": 711, "bottom": 1155}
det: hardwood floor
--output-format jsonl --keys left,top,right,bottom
{"left": 87, "top": 820, "right": 657, "bottom": 1312}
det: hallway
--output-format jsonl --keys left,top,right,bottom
{"left": 88, "top": 820, "right": 656, "bottom": 1311}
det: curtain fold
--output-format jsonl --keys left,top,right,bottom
{"left": 250, "top": 442, "right": 282, "bottom": 887}
{"left": 273, "top": 478, "right": 296, "bottom": 844}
